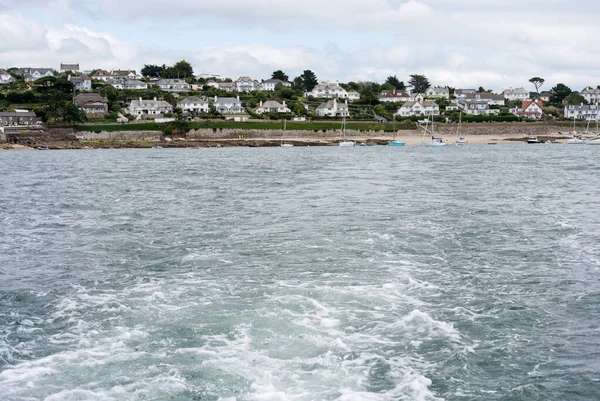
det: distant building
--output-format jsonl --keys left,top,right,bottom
{"left": 255, "top": 100, "right": 291, "bottom": 114}
{"left": 206, "top": 80, "right": 236, "bottom": 92}
{"left": 426, "top": 86, "right": 450, "bottom": 99}
{"left": 177, "top": 96, "right": 210, "bottom": 113}
{"left": 0, "top": 110, "right": 40, "bottom": 126}
{"left": 394, "top": 100, "right": 440, "bottom": 117}
{"left": 156, "top": 79, "right": 191, "bottom": 92}
{"left": 73, "top": 93, "right": 109, "bottom": 116}
{"left": 454, "top": 89, "right": 477, "bottom": 99}
{"left": 564, "top": 104, "right": 599, "bottom": 120}
{"left": 20, "top": 68, "right": 55, "bottom": 82}
{"left": 539, "top": 91, "right": 552, "bottom": 102}
{"left": 463, "top": 100, "right": 500, "bottom": 115}
{"left": 306, "top": 82, "right": 349, "bottom": 99}
{"left": 503, "top": 87, "right": 529, "bottom": 101}
{"left": 0, "top": 69, "right": 14, "bottom": 85}
{"left": 92, "top": 69, "right": 139, "bottom": 82}
{"left": 129, "top": 97, "right": 174, "bottom": 117}
{"left": 213, "top": 96, "right": 245, "bottom": 114}
{"left": 581, "top": 87, "right": 600, "bottom": 104}
{"left": 60, "top": 63, "right": 80, "bottom": 73}
{"left": 68, "top": 75, "right": 92, "bottom": 91}
{"left": 235, "top": 76, "right": 260, "bottom": 92}
{"left": 260, "top": 79, "right": 292, "bottom": 92}
{"left": 315, "top": 98, "right": 349, "bottom": 117}
{"left": 461, "top": 92, "right": 505, "bottom": 106}
{"left": 512, "top": 99, "right": 544, "bottom": 119}
{"left": 378, "top": 89, "right": 411, "bottom": 103}
{"left": 109, "top": 79, "right": 148, "bottom": 90}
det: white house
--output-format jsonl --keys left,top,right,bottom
{"left": 260, "top": 79, "right": 292, "bottom": 91}
{"left": 177, "top": 96, "right": 210, "bottom": 113}
{"left": 463, "top": 100, "right": 500, "bottom": 115}
{"left": 564, "top": 104, "right": 599, "bottom": 120}
{"left": 21, "top": 68, "right": 55, "bottom": 82}
{"left": 214, "top": 96, "right": 245, "bottom": 114}
{"left": 60, "top": 63, "right": 80, "bottom": 73}
{"left": 347, "top": 91, "right": 360, "bottom": 101}
{"left": 108, "top": 79, "right": 148, "bottom": 90}
{"left": 463, "top": 93, "right": 505, "bottom": 106}
{"left": 73, "top": 93, "right": 108, "bottom": 116}
{"left": 511, "top": 99, "right": 544, "bottom": 119}
{"left": 68, "top": 75, "right": 92, "bottom": 91}
{"left": 454, "top": 89, "right": 477, "bottom": 99}
{"left": 315, "top": 98, "right": 349, "bottom": 117}
{"left": 426, "top": 86, "right": 450, "bottom": 99}
{"left": 235, "top": 76, "right": 259, "bottom": 92}
{"left": 255, "top": 100, "right": 291, "bottom": 114}
{"left": 156, "top": 79, "right": 191, "bottom": 92}
{"left": 378, "top": 89, "right": 411, "bottom": 103}
{"left": 581, "top": 87, "right": 600, "bottom": 104}
{"left": 129, "top": 97, "right": 174, "bottom": 117}
{"left": 306, "top": 82, "right": 349, "bottom": 99}
{"left": 0, "top": 69, "right": 14, "bottom": 85}
{"left": 503, "top": 87, "right": 529, "bottom": 101}
{"left": 394, "top": 100, "right": 440, "bottom": 117}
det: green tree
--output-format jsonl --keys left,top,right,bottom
{"left": 563, "top": 92, "right": 587, "bottom": 105}
{"left": 141, "top": 64, "right": 165, "bottom": 77}
{"left": 408, "top": 74, "right": 430, "bottom": 93}
{"left": 172, "top": 60, "right": 194, "bottom": 78}
{"left": 385, "top": 75, "right": 405, "bottom": 90}
{"left": 62, "top": 102, "right": 87, "bottom": 124}
{"left": 550, "top": 83, "right": 572, "bottom": 105}
{"left": 380, "top": 83, "right": 395, "bottom": 91}
{"left": 300, "top": 70, "right": 318, "bottom": 92}
{"left": 292, "top": 76, "right": 303, "bottom": 90}
{"left": 529, "top": 77, "right": 545, "bottom": 94}
{"left": 271, "top": 70, "right": 289, "bottom": 81}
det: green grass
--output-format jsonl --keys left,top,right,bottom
{"left": 74, "top": 120, "right": 418, "bottom": 132}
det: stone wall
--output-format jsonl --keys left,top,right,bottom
{"left": 76, "top": 131, "right": 162, "bottom": 141}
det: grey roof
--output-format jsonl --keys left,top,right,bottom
{"left": 214, "top": 97, "right": 241, "bottom": 105}
{"left": 504, "top": 87, "right": 529, "bottom": 94}
{"left": 24, "top": 68, "right": 54, "bottom": 75}
{"left": 157, "top": 79, "right": 188, "bottom": 84}
{"left": 178, "top": 96, "right": 208, "bottom": 104}
{"left": 74, "top": 93, "right": 107, "bottom": 106}
{"left": 61, "top": 63, "right": 80, "bottom": 70}
{"left": 566, "top": 104, "right": 599, "bottom": 111}
{"left": 259, "top": 100, "right": 285, "bottom": 108}
{"left": 0, "top": 111, "right": 37, "bottom": 117}
{"left": 130, "top": 99, "right": 173, "bottom": 108}
{"left": 317, "top": 99, "right": 348, "bottom": 110}
{"left": 466, "top": 93, "right": 504, "bottom": 101}
{"left": 263, "top": 79, "right": 288, "bottom": 84}
{"left": 379, "top": 89, "right": 409, "bottom": 98}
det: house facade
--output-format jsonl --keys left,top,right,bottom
{"left": 347, "top": 91, "right": 360, "bottom": 101}
{"left": 109, "top": 79, "right": 148, "bottom": 90}
{"left": 255, "top": 100, "right": 291, "bottom": 114}
{"left": 68, "top": 75, "right": 92, "bottom": 91}
{"left": 156, "top": 79, "right": 191, "bottom": 92}
{"left": 261, "top": 79, "right": 292, "bottom": 91}
{"left": 463, "top": 100, "right": 500, "bottom": 115}
{"left": 235, "top": 76, "right": 259, "bottom": 92}
{"left": 214, "top": 96, "right": 245, "bottom": 114}
{"left": 129, "top": 97, "right": 174, "bottom": 116}
{"left": 306, "top": 82, "right": 349, "bottom": 99}
{"left": 21, "top": 68, "right": 55, "bottom": 82}
{"left": 511, "top": 99, "right": 544, "bottom": 119}
{"left": 0, "top": 69, "right": 14, "bottom": 85}
{"left": 564, "top": 104, "right": 600, "bottom": 120}
{"left": 73, "top": 93, "right": 109, "bottom": 116}
{"left": 378, "top": 89, "right": 411, "bottom": 103}
{"left": 177, "top": 96, "right": 210, "bottom": 113}
{"left": 92, "top": 70, "right": 138, "bottom": 82}
{"left": 454, "top": 89, "right": 477, "bottom": 99}
{"left": 581, "top": 88, "right": 600, "bottom": 104}
{"left": 0, "top": 111, "right": 40, "bottom": 126}
{"left": 315, "top": 98, "right": 349, "bottom": 117}
{"left": 426, "top": 86, "right": 450, "bottom": 99}
{"left": 394, "top": 100, "right": 440, "bottom": 117}
{"left": 503, "top": 87, "right": 529, "bottom": 101}
{"left": 60, "top": 63, "right": 80, "bottom": 73}
{"left": 462, "top": 93, "right": 505, "bottom": 106}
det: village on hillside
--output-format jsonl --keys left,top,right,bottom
{"left": 1, "top": 61, "right": 599, "bottom": 128}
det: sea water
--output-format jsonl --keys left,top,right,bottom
{"left": 1, "top": 145, "right": 599, "bottom": 400}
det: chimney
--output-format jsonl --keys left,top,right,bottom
{"left": 214, "top": 96, "right": 217, "bottom": 102}
{"left": 237, "top": 95, "right": 240, "bottom": 101}
{"left": 154, "top": 97, "right": 157, "bottom": 102}
{"left": 139, "top": 97, "right": 142, "bottom": 102}
{"left": 283, "top": 101, "right": 286, "bottom": 107}
{"left": 259, "top": 100, "right": 263, "bottom": 107}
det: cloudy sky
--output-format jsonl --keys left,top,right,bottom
{"left": 1, "top": 0, "right": 599, "bottom": 91}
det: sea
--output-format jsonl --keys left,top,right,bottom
{"left": 0, "top": 145, "right": 599, "bottom": 401}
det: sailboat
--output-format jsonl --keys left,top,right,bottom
{"left": 339, "top": 116, "right": 356, "bottom": 147}
{"left": 388, "top": 118, "right": 405, "bottom": 146}
{"left": 422, "top": 110, "right": 448, "bottom": 147}
{"left": 455, "top": 111, "right": 468, "bottom": 145}
{"left": 567, "top": 116, "right": 585, "bottom": 144}
{"left": 280, "top": 119, "right": 293, "bottom": 147}
{"left": 586, "top": 113, "right": 600, "bottom": 145}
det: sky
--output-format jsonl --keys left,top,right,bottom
{"left": 1, "top": 0, "right": 599, "bottom": 92}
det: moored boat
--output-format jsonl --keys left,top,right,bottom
{"left": 526, "top": 136, "right": 541, "bottom": 144}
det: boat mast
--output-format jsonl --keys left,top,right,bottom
{"left": 281, "top": 119, "right": 286, "bottom": 145}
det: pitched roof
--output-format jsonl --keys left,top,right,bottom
{"left": 0, "top": 111, "right": 37, "bottom": 117}
{"left": 130, "top": 99, "right": 173, "bottom": 108}
{"left": 263, "top": 79, "right": 288, "bottom": 84}
{"left": 74, "top": 93, "right": 108, "bottom": 106}
{"left": 178, "top": 96, "right": 208, "bottom": 104}
{"left": 259, "top": 100, "right": 285, "bottom": 108}
{"left": 504, "top": 87, "right": 529, "bottom": 94}
{"left": 214, "top": 97, "right": 241, "bottom": 105}
{"left": 60, "top": 63, "right": 80, "bottom": 70}
{"left": 466, "top": 93, "right": 504, "bottom": 101}
{"left": 317, "top": 99, "right": 348, "bottom": 110}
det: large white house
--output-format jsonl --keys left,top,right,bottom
{"left": 316, "top": 98, "right": 349, "bottom": 117}
{"left": 20, "top": 68, "right": 55, "bottom": 82}
{"left": 68, "top": 75, "right": 92, "bottom": 91}
{"left": 156, "top": 79, "right": 191, "bottom": 92}
{"left": 0, "top": 69, "right": 14, "bottom": 85}
{"left": 426, "top": 86, "right": 450, "bottom": 99}
{"left": 260, "top": 79, "right": 292, "bottom": 92}
{"left": 378, "top": 89, "right": 411, "bottom": 103}
{"left": 129, "top": 97, "right": 174, "bottom": 117}
{"left": 461, "top": 93, "right": 505, "bottom": 106}
{"left": 503, "top": 87, "right": 529, "bottom": 101}
{"left": 60, "top": 63, "right": 80, "bottom": 73}
{"left": 214, "top": 96, "right": 245, "bottom": 114}
{"left": 255, "top": 100, "right": 291, "bottom": 114}
{"left": 564, "top": 104, "right": 599, "bottom": 120}
{"left": 73, "top": 93, "right": 108, "bottom": 117}
{"left": 235, "top": 76, "right": 259, "bottom": 92}
{"left": 109, "top": 79, "right": 148, "bottom": 90}
{"left": 394, "top": 100, "right": 440, "bottom": 117}
{"left": 454, "top": 89, "right": 477, "bottom": 99}
{"left": 206, "top": 80, "right": 236, "bottom": 92}
{"left": 92, "top": 69, "right": 138, "bottom": 82}
{"left": 306, "top": 82, "right": 349, "bottom": 99}
{"left": 581, "top": 87, "right": 600, "bottom": 104}
{"left": 511, "top": 99, "right": 544, "bottom": 119}
{"left": 463, "top": 100, "right": 500, "bottom": 116}
{"left": 177, "top": 96, "right": 210, "bottom": 113}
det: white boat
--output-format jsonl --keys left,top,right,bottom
{"left": 526, "top": 136, "right": 541, "bottom": 144}
{"left": 339, "top": 117, "right": 356, "bottom": 147}
{"left": 280, "top": 119, "right": 293, "bottom": 147}
{"left": 567, "top": 137, "right": 585, "bottom": 144}
{"left": 420, "top": 112, "right": 448, "bottom": 147}
{"left": 455, "top": 111, "right": 468, "bottom": 145}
